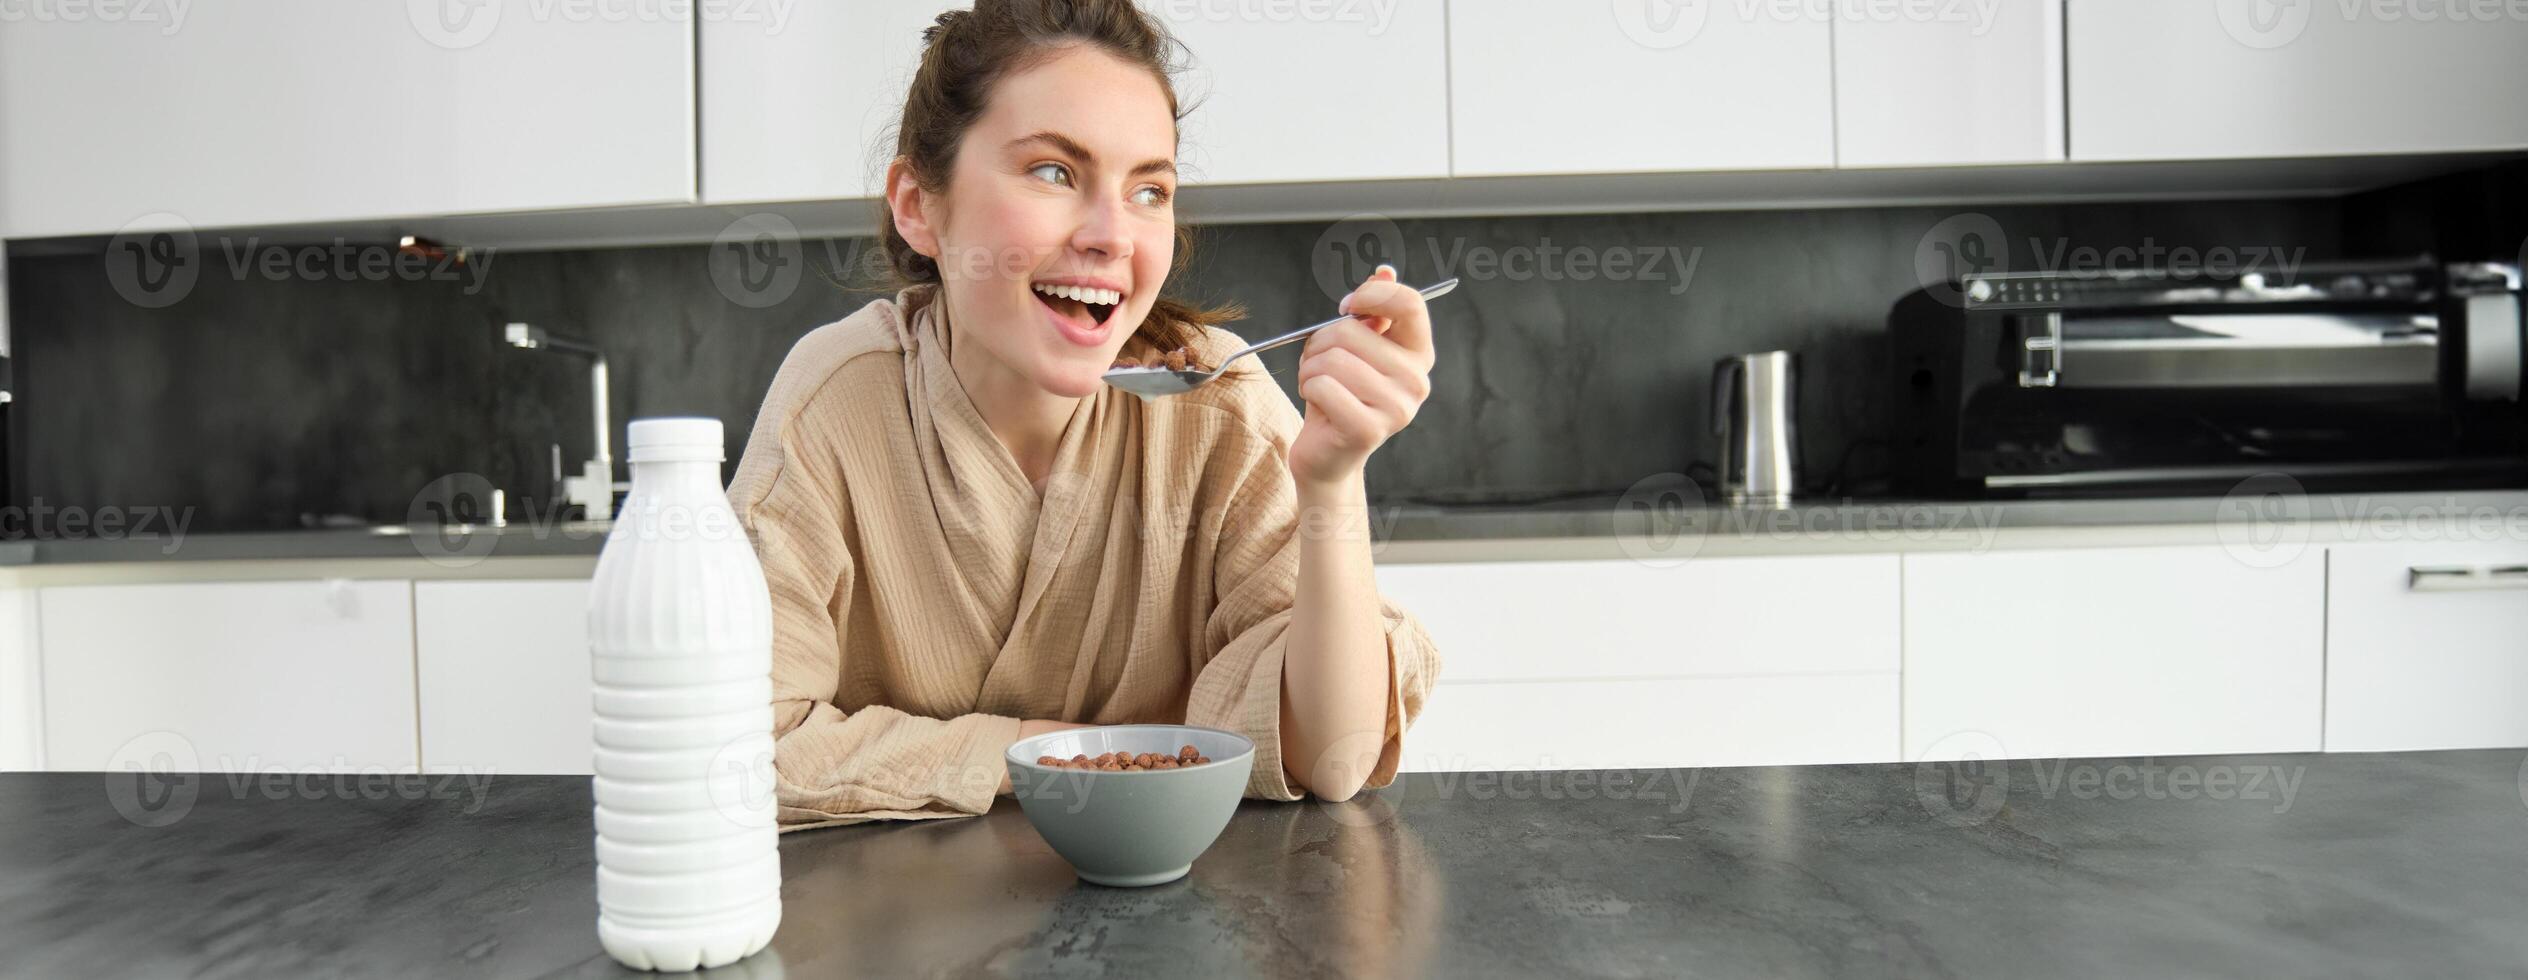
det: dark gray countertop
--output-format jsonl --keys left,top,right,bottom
{"left": 7, "top": 751, "right": 2526, "bottom": 978}
{"left": 8, "top": 489, "right": 2526, "bottom": 566}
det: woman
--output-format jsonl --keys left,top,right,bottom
{"left": 729, "top": 0, "right": 1443, "bottom": 831}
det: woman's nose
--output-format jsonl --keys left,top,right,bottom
{"left": 1070, "top": 196, "right": 1134, "bottom": 261}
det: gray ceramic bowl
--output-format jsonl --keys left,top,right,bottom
{"left": 1004, "top": 724, "right": 1256, "bottom": 887}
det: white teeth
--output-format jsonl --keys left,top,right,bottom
{"left": 1033, "top": 282, "right": 1121, "bottom": 306}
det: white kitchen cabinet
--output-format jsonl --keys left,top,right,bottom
{"left": 0, "top": 1, "right": 694, "bottom": 238}
{"left": 1903, "top": 546, "right": 2325, "bottom": 761}
{"left": 1448, "top": 0, "right": 1836, "bottom": 176}
{"left": 415, "top": 579, "right": 593, "bottom": 775}
{"left": 1375, "top": 556, "right": 1899, "bottom": 680}
{"left": 1159, "top": 0, "right": 1450, "bottom": 185}
{"left": 702, "top": 0, "right": 1448, "bottom": 204}
{"left": 701, "top": 0, "right": 958, "bottom": 203}
{"left": 1378, "top": 555, "right": 1901, "bottom": 770}
{"left": 0, "top": 587, "right": 40, "bottom": 771}
{"left": 1401, "top": 673, "right": 1898, "bottom": 772}
{"left": 2066, "top": 0, "right": 2528, "bottom": 161}
{"left": 2325, "top": 541, "right": 2528, "bottom": 752}
{"left": 38, "top": 580, "right": 418, "bottom": 772}
{"left": 1834, "top": 0, "right": 2065, "bottom": 167}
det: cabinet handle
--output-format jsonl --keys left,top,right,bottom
{"left": 2406, "top": 565, "right": 2528, "bottom": 592}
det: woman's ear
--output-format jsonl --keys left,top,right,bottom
{"left": 885, "top": 157, "right": 941, "bottom": 260}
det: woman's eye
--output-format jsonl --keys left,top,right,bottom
{"left": 1131, "top": 185, "right": 1171, "bottom": 207}
{"left": 1028, "top": 162, "right": 1072, "bottom": 186}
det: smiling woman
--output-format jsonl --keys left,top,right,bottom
{"left": 728, "top": 0, "right": 1446, "bottom": 830}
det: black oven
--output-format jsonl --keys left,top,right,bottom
{"left": 1888, "top": 258, "right": 2528, "bottom": 497}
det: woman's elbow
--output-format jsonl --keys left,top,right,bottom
{"left": 1288, "top": 731, "right": 1384, "bottom": 802}
{"left": 1312, "top": 773, "right": 1370, "bottom": 803}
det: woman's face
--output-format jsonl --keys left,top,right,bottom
{"left": 901, "top": 45, "right": 1180, "bottom": 399}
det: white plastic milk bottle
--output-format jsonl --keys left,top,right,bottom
{"left": 588, "top": 417, "right": 782, "bottom": 971}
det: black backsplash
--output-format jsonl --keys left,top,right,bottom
{"left": 5, "top": 168, "right": 2516, "bottom": 532}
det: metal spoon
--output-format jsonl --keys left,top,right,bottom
{"left": 1102, "top": 278, "right": 1461, "bottom": 398}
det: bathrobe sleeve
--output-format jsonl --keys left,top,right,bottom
{"left": 731, "top": 397, "right": 1024, "bottom": 831}
{"left": 1180, "top": 371, "right": 1444, "bottom": 802}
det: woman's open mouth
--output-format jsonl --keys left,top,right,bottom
{"left": 1032, "top": 281, "right": 1123, "bottom": 347}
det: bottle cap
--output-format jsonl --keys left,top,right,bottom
{"left": 626, "top": 417, "right": 724, "bottom": 463}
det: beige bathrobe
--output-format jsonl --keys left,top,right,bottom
{"left": 728, "top": 293, "right": 1442, "bottom": 831}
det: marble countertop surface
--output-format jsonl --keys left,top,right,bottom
{"left": 5, "top": 489, "right": 2525, "bottom": 570}
{"left": 6, "top": 750, "right": 2526, "bottom": 978}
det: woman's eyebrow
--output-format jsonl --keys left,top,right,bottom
{"left": 1006, "top": 130, "right": 1176, "bottom": 179}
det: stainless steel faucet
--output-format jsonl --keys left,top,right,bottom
{"left": 504, "top": 322, "right": 621, "bottom": 521}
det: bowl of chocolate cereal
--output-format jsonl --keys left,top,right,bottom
{"left": 1003, "top": 724, "right": 1255, "bottom": 887}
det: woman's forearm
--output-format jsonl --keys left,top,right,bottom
{"left": 1280, "top": 470, "right": 1392, "bottom": 800}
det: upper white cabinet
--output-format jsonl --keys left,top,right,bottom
{"left": 1158, "top": 0, "right": 1450, "bottom": 185}
{"left": 1448, "top": 0, "right": 1836, "bottom": 176}
{"left": 416, "top": 580, "right": 594, "bottom": 775}
{"left": 1834, "top": 0, "right": 2065, "bottom": 167}
{"left": 38, "top": 580, "right": 419, "bottom": 772}
{"left": 2067, "top": 0, "right": 2528, "bottom": 161}
{"left": 701, "top": 1, "right": 1448, "bottom": 204}
{"left": 0, "top": 0, "right": 694, "bottom": 238}
{"left": 1904, "top": 545, "right": 2325, "bottom": 761}
{"left": 702, "top": 1, "right": 958, "bottom": 203}
{"left": 2325, "top": 541, "right": 2528, "bottom": 753}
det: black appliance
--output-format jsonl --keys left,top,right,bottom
{"left": 1889, "top": 258, "right": 2527, "bottom": 497}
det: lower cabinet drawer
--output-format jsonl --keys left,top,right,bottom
{"left": 1399, "top": 673, "right": 1899, "bottom": 773}
{"left": 1374, "top": 555, "right": 1900, "bottom": 682}
{"left": 39, "top": 580, "right": 419, "bottom": 773}
{"left": 416, "top": 580, "right": 595, "bottom": 775}
{"left": 2326, "top": 541, "right": 2528, "bottom": 752}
